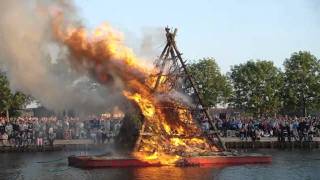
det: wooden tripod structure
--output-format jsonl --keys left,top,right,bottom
{"left": 152, "top": 27, "right": 227, "bottom": 151}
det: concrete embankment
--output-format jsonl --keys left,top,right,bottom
{"left": 225, "top": 140, "right": 320, "bottom": 149}
{"left": 0, "top": 138, "right": 319, "bottom": 152}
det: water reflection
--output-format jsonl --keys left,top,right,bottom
{"left": 133, "top": 166, "right": 218, "bottom": 180}
{"left": 0, "top": 149, "right": 320, "bottom": 180}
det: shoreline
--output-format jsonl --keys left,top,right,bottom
{"left": 0, "top": 137, "right": 319, "bottom": 153}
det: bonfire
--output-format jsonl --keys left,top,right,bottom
{"left": 52, "top": 15, "right": 222, "bottom": 165}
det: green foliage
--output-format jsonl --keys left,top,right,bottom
{"left": 0, "top": 73, "right": 29, "bottom": 116}
{"left": 187, "top": 58, "right": 232, "bottom": 107}
{"left": 282, "top": 51, "right": 320, "bottom": 117}
{"left": 229, "top": 60, "right": 283, "bottom": 116}
{"left": 0, "top": 74, "right": 12, "bottom": 112}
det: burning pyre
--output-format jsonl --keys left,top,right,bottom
{"left": 53, "top": 16, "right": 219, "bottom": 165}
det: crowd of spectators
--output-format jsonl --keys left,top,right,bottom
{"left": 2, "top": 114, "right": 320, "bottom": 147}
{"left": 207, "top": 116, "right": 320, "bottom": 142}
{"left": 0, "top": 115, "right": 122, "bottom": 147}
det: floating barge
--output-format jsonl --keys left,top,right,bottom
{"left": 68, "top": 154, "right": 272, "bottom": 168}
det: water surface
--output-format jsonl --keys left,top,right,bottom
{"left": 0, "top": 148, "right": 319, "bottom": 180}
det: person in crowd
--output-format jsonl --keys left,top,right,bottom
{"left": 292, "top": 118, "right": 299, "bottom": 141}
{"left": 90, "top": 128, "right": 97, "bottom": 144}
{"left": 239, "top": 124, "right": 248, "bottom": 141}
{"left": 2, "top": 132, "right": 8, "bottom": 146}
{"left": 48, "top": 126, "right": 55, "bottom": 146}
{"left": 96, "top": 128, "right": 103, "bottom": 144}
{"left": 37, "top": 130, "right": 44, "bottom": 147}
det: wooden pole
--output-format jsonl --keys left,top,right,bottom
{"left": 136, "top": 27, "right": 227, "bottom": 152}
{"left": 168, "top": 28, "right": 227, "bottom": 151}
{"left": 6, "top": 109, "right": 9, "bottom": 122}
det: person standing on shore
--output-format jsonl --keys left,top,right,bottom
{"left": 285, "top": 121, "right": 291, "bottom": 142}
{"left": 37, "top": 129, "right": 44, "bottom": 147}
{"left": 48, "top": 126, "right": 55, "bottom": 147}
{"left": 5, "top": 122, "right": 13, "bottom": 143}
{"left": 239, "top": 124, "right": 245, "bottom": 140}
{"left": 292, "top": 118, "right": 299, "bottom": 141}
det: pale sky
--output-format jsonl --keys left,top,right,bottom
{"left": 74, "top": 0, "right": 320, "bottom": 73}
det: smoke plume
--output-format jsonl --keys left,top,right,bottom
{"left": 0, "top": 0, "right": 126, "bottom": 115}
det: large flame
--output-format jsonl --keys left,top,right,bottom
{"left": 53, "top": 16, "right": 218, "bottom": 165}
{"left": 123, "top": 91, "right": 155, "bottom": 119}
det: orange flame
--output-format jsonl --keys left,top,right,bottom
{"left": 123, "top": 91, "right": 155, "bottom": 119}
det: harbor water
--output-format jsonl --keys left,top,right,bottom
{"left": 0, "top": 148, "right": 320, "bottom": 180}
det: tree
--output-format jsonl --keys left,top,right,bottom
{"left": 0, "top": 74, "right": 12, "bottom": 118}
{"left": 187, "top": 58, "right": 231, "bottom": 107}
{"left": 229, "top": 60, "right": 283, "bottom": 116}
{"left": 282, "top": 51, "right": 320, "bottom": 117}
{"left": 0, "top": 73, "right": 29, "bottom": 119}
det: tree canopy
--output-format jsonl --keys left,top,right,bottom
{"left": 0, "top": 73, "right": 29, "bottom": 117}
{"left": 282, "top": 51, "right": 320, "bottom": 117}
{"left": 229, "top": 60, "right": 283, "bottom": 116}
{"left": 187, "top": 58, "right": 231, "bottom": 107}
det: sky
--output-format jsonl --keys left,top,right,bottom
{"left": 74, "top": 0, "right": 320, "bottom": 73}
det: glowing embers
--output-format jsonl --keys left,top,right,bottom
{"left": 162, "top": 122, "right": 171, "bottom": 134}
{"left": 132, "top": 99, "right": 217, "bottom": 164}
{"left": 170, "top": 138, "right": 186, "bottom": 146}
